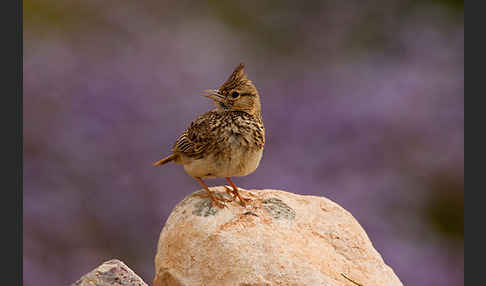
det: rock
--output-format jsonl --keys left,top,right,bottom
{"left": 153, "top": 187, "right": 403, "bottom": 286}
{"left": 72, "top": 259, "right": 148, "bottom": 286}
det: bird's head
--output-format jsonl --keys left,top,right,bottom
{"left": 204, "top": 63, "right": 261, "bottom": 116}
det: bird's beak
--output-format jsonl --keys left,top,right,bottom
{"left": 203, "top": 89, "right": 224, "bottom": 102}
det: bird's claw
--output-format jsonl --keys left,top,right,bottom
{"left": 194, "top": 191, "right": 227, "bottom": 208}
{"left": 223, "top": 185, "right": 252, "bottom": 207}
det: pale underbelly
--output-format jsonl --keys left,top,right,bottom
{"left": 181, "top": 148, "right": 263, "bottom": 179}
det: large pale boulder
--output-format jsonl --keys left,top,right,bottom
{"left": 72, "top": 259, "right": 148, "bottom": 286}
{"left": 153, "top": 187, "right": 402, "bottom": 286}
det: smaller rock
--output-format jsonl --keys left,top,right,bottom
{"left": 72, "top": 259, "right": 148, "bottom": 286}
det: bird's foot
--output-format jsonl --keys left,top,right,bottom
{"left": 223, "top": 185, "right": 237, "bottom": 202}
{"left": 223, "top": 185, "right": 252, "bottom": 207}
{"left": 194, "top": 191, "right": 228, "bottom": 208}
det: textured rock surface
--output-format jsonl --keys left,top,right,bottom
{"left": 153, "top": 187, "right": 403, "bottom": 286}
{"left": 72, "top": 259, "right": 148, "bottom": 286}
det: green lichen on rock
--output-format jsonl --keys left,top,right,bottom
{"left": 192, "top": 198, "right": 219, "bottom": 217}
{"left": 262, "top": 197, "right": 295, "bottom": 220}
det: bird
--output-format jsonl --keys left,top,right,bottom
{"left": 153, "top": 63, "right": 265, "bottom": 208}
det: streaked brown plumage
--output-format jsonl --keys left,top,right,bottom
{"left": 153, "top": 63, "right": 265, "bottom": 208}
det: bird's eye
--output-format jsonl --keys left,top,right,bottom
{"left": 231, "top": 91, "right": 240, "bottom": 98}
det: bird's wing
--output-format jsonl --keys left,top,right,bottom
{"left": 172, "top": 111, "right": 218, "bottom": 158}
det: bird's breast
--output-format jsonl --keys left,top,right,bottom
{"left": 215, "top": 129, "right": 263, "bottom": 176}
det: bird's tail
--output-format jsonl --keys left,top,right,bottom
{"left": 153, "top": 154, "right": 177, "bottom": 166}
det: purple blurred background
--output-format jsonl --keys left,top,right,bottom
{"left": 23, "top": 1, "right": 463, "bottom": 285}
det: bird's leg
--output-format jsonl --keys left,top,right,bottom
{"left": 195, "top": 177, "right": 226, "bottom": 208}
{"left": 223, "top": 185, "right": 237, "bottom": 202}
{"left": 225, "top": 177, "right": 249, "bottom": 207}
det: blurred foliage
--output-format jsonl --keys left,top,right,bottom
{"left": 422, "top": 0, "right": 463, "bottom": 11}
{"left": 205, "top": 0, "right": 463, "bottom": 58}
{"left": 24, "top": 0, "right": 93, "bottom": 29}
{"left": 23, "top": 0, "right": 127, "bottom": 38}
{"left": 424, "top": 172, "right": 464, "bottom": 243}
{"left": 25, "top": 0, "right": 462, "bottom": 56}
{"left": 205, "top": 0, "right": 321, "bottom": 56}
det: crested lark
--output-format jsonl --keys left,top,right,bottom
{"left": 153, "top": 63, "right": 265, "bottom": 208}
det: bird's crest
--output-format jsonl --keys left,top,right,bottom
{"left": 218, "top": 63, "right": 249, "bottom": 93}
